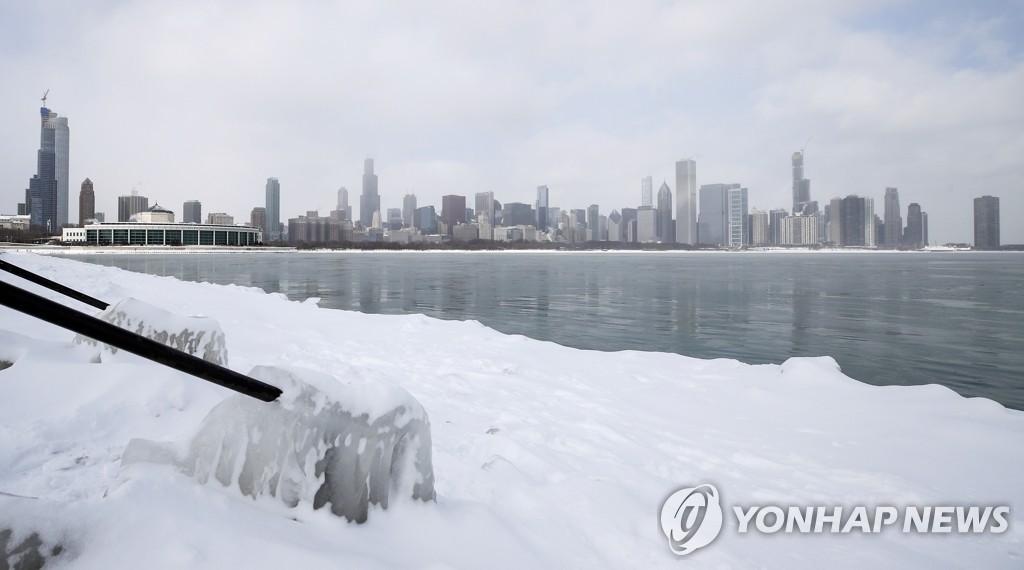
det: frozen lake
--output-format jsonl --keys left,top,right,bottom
{"left": 64, "top": 250, "right": 1024, "bottom": 410}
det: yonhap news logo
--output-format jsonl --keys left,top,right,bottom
{"left": 658, "top": 484, "right": 724, "bottom": 555}
{"left": 659, "top": 483, "right": 1011, "bottom": 556}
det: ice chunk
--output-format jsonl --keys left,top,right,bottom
{"left": 123, "top": 365, "right": 435, "bottom": 523}
{"left": 74, "top": 297, "right": 228, "bottom": 365}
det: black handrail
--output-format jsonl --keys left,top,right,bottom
{"left": 0, "top": 280, "right": 282, "bottom": 402}
{"left": 0, "top": 258, "right": 109, "bottom": 310}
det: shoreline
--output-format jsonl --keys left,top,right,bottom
{"left": 1, "top": 244, "right": 1007, "bottom": 256}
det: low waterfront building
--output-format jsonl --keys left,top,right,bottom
{"left": 63, "top": 222, "right": 262, "bottom": 246}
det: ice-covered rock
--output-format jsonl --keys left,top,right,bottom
{"left": 74, "top": 297, "right": 228, "bottom": 365}
{"left": 122, "top": 365, "right": 435, "bottom": 523}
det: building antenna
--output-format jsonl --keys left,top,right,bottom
{"left": 41, "top": 89, "right": 49, "bottom": 106}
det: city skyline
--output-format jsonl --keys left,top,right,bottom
{"left": 1, "top": 2, "right": 1022, "bottom": 243}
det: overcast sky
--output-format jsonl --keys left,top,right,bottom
{"left": 2, "top": 0, "right": 1022, "bottom": 244}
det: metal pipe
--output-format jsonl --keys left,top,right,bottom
{"left": 0, "top": 258, "right": 109, "bottom": 310}
{"left": 0, "top": 280, "right": 282, "bottom": 402}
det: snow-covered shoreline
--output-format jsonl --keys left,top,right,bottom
{"left": 1, "top": 252, "right": 1021, "bottom": 568}
{"left": 2, "top": 243, "right": 1005, "bottom": 256}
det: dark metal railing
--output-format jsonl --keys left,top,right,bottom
{"left": 0, "top": 260, "right": 281, "bottom": 402}
{"left": 0, "top": 258, "right": 109, "bottom": 310}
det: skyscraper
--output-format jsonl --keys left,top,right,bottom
{"left": 838, "top": 195, "right": 876, "bottom": 247}
{"left": 30, "top": 100, "right": 70, "bottom": 228}
{"left": 750, "top": 208, "right": 770, "bottom": 246}
{"left": 116, "top": 192, "right": 149, "bottom": 222}
{"left": 657, "top": 182, "right": 673, "bottom": 243}
{"left": 441, "top": 194, "right": 467, "bottom": 235}
{"left": 641, "top": 176, "right": 653, "bottom": 208}
{"left": 675, "top": 159, "right": 696, "bottom": 245}
{"left": 883, "top": 187, "right": 902, "bottom": 248}
{"left": 769, "top": 208, "right": 788, "bottom": 246}
{"left": 28, "top": 104, "right": 60, "bottom": 232}
{"left": 587, "top": 204, "right": 600, "bottom": 241}
{"left": 698, "top": 183, "right": 736, "bottom": 246}
{"left": 727, "top": 187, "right": 749, "bottom": 248}
{"left": 337, "top": 187, "right": 352, "bottom": 222}
{"left": 360, "top": 159, "right": 380, "bottom": 227}
{"left": 792, "top": 151, "right": 811, "bottom": 215}
{"left": 251, "top": 207, "right": 267, "bottom": 237}
{"left": 475, "top": 192, "right": 494, "bottom": 224}
{"left": 183, "top": 200, "right": 202, "bottom": 224}
{"left": 636, "top": 207, "right": 658, "bottom": 243}
{"left": 402, "top": 194, "right": 417, "bottom": 227}
{"left": 78, "top": 178, "right": 94, "bottom": 226}
{"left": 973, "top": 196, "right": 1000, "bottom": 250}
{"left": 536, "top": 185, "right": 549, "bottom": 231}
{"left": 607, "top": 209, "right": 622, "bottom": 242}
{"left": 904, "top": 203, "right": 924, "bottom": 249}
{"left": 265, "top": 178, "right": 281, "bottom": 241}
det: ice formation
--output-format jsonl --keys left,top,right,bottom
{"left": 123, "top": 365, "right": 436, "bottom": 523}
{"left": 74, "top": 297, "right": 228, "bottom": 365}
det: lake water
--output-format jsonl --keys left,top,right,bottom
{"left": 63, "top": 251, "right": 1024, "bottom": 410}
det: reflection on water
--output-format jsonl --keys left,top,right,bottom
{"left": 65, "top": 251, "right": 1024, "bottom": 410}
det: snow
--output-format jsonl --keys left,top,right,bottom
{"left": 1, "top": 251, "right": 1022, "bottom": 568}
{"left": 123, "top": 364, "right": 435, "bottom": 523}
{"left": 75, "top": 297, "right": 230, "bottom": 365}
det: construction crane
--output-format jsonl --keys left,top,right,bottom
{"left": 41, "top": 89, "right": 49, "bottom": 107}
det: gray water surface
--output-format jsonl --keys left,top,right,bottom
{"left": 65, "top": 251, "right": 1024, "bottom": 410}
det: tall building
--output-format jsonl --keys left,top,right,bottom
{"left": 904, "top": 203, "right": 924, "bottom": 249}
{"left": 536, "top": 185, "right": 549, "bottom": 231}
{"left": 475, "top": 192, "right": 494, "bottom": 224}
{"left": 675, "top": 159, "right": 697, "bottom": 244}
{"left": 641, "top": 176, "right": 653, "bottom": 207}
{"left": 636, "top": 207, "right": 658, "bottom": 243}
{"left": 360, "top": 158, "right": 380, "bottom": 227}
{"left": 29, "top": 101, "right": 70, "bottom": 229}
{"left": 973, "top": 196, "right": 1000, "bottom": 250}
{"left": 780, "top": 214, "right": 821, "bottom": 246}
{"left": 792, "top": 151, "right": 811, "bottom": 215}
{"left": 250, "top": 207, "right": 267, "bottom": 236}
{"left": 78, "top": 178, "right": 95, "bottom": 226}
{"left": 769, "top": 208, "right": 788, "bottom": 246}
{"left": 28, "top": 106, "right": 58, "bottom": 232}
{"left": 883, "top": 187, "right": 902, "bottom": 248}
{"left": 727, "top": 187, "right": 749, "bottom": 248}
{"left": 698, "top": 183, "right": 736, "bottom": 246}
{"left": 657, "top": 182, "right": 673, "bottom": 242}
{"left": 607, "top": 209, "right": 622, "bottom": 242}
{"left": 414, "top": 206, "right": 437, "bottom": 234}
{"left": 750, "top": 208, "right": 770, "bottom": 246}
{"left": 117, "top": 192, "right": 149, "bottom": 222}
{"left": 337, "top": 187, "right": 352, "bottom": 221}
{"left": 921, "top": 212, "right": 929, "bottom": 247}
{"left": 838, "top": 195, "right": 876, "bottom": 247}
{"left": 402, "top": 194, "right": 417, "bottom": 227}
{"left": 587, "top": 204, "right": 600, "bottom": 241}
{"left": 503, "top": 203, "right": 534, "bottom": 227}
{"left": 386, "top": 208, "right": 403, "bottom": 230}
{"left": 827, "top": 198, "right": 843, "bottom": 245}
{"left": 620, "top": 208, "right": 638, "bottom": 243}
{"left": 441, "top": 195, "right": 467, "bottom": 235}
{"left": 265, "top": 178, "right": 281, "bottom": 241}
{"left": 183, "top": 200, "right": 202, "bottom": 224}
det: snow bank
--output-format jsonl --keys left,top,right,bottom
{"left": 1, "top": 252, "right": 1022, "bottom": 568}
